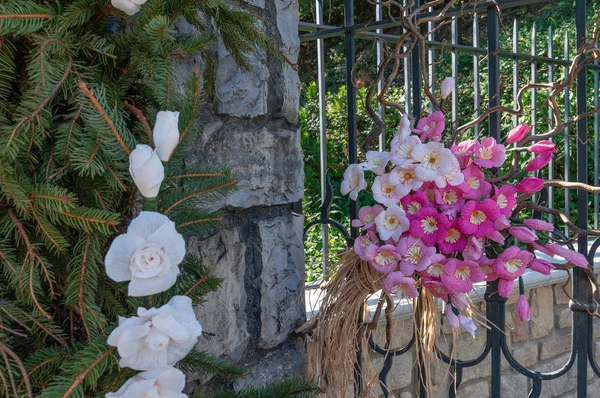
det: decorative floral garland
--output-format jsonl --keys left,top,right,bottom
{"left": 104, "top": 111, "right": 197, "bottom": 397}
{"left": 340, "top": 78, "right": 589, "bottom": 332}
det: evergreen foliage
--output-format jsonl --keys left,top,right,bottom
{"left": 0, "top": 1, "right": 314, "bottom": 396}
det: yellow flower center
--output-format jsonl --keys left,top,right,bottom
{"left": 384, "top": 215, "right": 399, "bottom": 231}
{"left": 427, "top": 262, "right": 445, "bottom": 277}
{"left": 445, "top": 228, "right": 460, "bottom": 244}
{"left": 497, "top": 193, "right": 507, "bottom": 209}
{"left": 479, "top": 146, "right": 494, "bottom": 160}
{"left": 467, "top": 176, "right": 480, "bottom": 190}
{"left": 443, "top": 190, "right": 458, "bottom": 205}
{"left": 375, "top": 251, "right": 396, "bottom": 266}
{"left": 454, "top": 266, "right": 471, "bottom": 281}
{"left": 505, "top": 259, "right": 523, "bottom": 273}
{"left": 420, "top": 216, "right": 438, "bottom": 234}
{"left": 407, "top": 201, "right": 421, "bottom": 215}
{"left": 470, "top": 210, "right": 487, "bottom": 225}
{"left": 406, "top": 245, "right": 423, "bottom": 264}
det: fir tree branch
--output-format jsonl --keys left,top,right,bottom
{"left": 0, "top": 14, "right": 51, "bottom": 20}
{"left": 163, "top": 180, "right": 237, "bottom": 214}
{"left": 18, "top": 359, "right": 52, "bottom": 391}
{"left": 104, "top": 163, "right": 127, "bottom": 192}
{"left": 78, "top": 235, "right": 91, "bottom": 341}
{"left": 61, "top": 347, "right": 115, "bottom": 398}
{"left": 7, "top": 305, "right": 66, "bottom": 347}
{"left": 168, "top": 173, "right": 224, "bottom": 180}
{"left": 64, "top": 106, "right": 82, "bottom": 156}
{"left": 77, "top": 80, "right": 131, "bottom": 156}
{"left": 0, "top": 341, "right": 33, "bottom": 398}
{"left": 123, "top": 101, "right": 153, "bottom": 144}
{"left": 176, "top": 217, "right": 224, "bottom": 231}
{"left": 183, "top": 276, "right": 209, "bottom": 297}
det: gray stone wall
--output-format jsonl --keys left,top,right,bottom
{"left": 176, "top": 0, "right": 305, "bottom": 393}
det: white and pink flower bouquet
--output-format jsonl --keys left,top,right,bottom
{"left": 339, "top": 91, "right": 590, "bottom": 333}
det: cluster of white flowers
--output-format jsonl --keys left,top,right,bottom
{"left": 342, "top": 112, "right": 464, "bottom": 205}
{"left": 104, "top": 111, "right": 198, "bottom": 397}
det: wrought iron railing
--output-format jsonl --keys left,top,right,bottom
{"left": 300, "top": 0, "right": 600, "bottom": 396}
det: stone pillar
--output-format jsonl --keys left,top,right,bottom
{"left": 179, "top": 0, "right": 304, "bottom": 392}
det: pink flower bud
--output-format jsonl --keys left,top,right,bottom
{"left": 498, "top": 279, "right": 514, "bottom": 298}
{"left": 458, "top": 314, "right": 478, "bottom": 336}
{"left": 515, "top": 177, "right": 544, "bottom": 194}
{"left": 441, "top": 77, "right": 455, "bottom": 100}
{"left": 509, "top": 226, "right": 538, "bottom": 243}
{"left": 526, "top": 153, "right": 553, "bottom": 172}
{"left": 494, "top": 215, "right": 511, "bottom": 231}
{"left": 523, "top": 219, "right": 554, "bottom": 232}
{"left": 517, "top": 295, "right": 531, "bottom": 321}
{"left": 528, "top": 140, "right": 556, "bottom": 154}
{"left": 506, "top": 123, "right": 531, "bottom": 144}
{"left": 445, "top": 308, "right": 460, "bottom": 329}
{"left": 528, "top": 258, "right": 555, "bottom": 275}
{"left": 488, "top": 230, "right": 505, "bottom": 244}
{"left": 546, "top": 244, "right": 589, "bottom": 268}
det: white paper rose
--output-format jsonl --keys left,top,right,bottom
{"left": 105, "top": 211, "right": 185, "bottom": 296}
{"left": 129, "top": 144, "right": 164, "bottom": 198}
{"left": 107, "top": 296, "right": 202, "bottom": 370}
{"left": 106, "top": 366, "right": 187, "bottom": 398}
{"left": 111, "top": 0, "right": 148, "bottom": 16}
{"left": 153, "top": 111, "right": 180, "bottom": 161}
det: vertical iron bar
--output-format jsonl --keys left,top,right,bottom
{"left": 487, "top": 6, "right": 502, "bottom": 398}
{"left": 564, "top": 32, "right": 570, "bottom": 237}
{"left": 451, "top": 17, "right": 459, "bottom": 130}
{"left": 473, "top": 14, "right": 481, "bottom": 137}
{"left": 594, "top": 47, "right": 599, "bottom": 229}
{"left": 548, "top": 27, "right": 555, "bottom": 223}
{"left": 531, "top": 23, "right": 538, "bottom": 204}
{"left": 428, "top": 9, "right": 435, "bottom": 114}
{"left": 377, "top": 3, "right": 385, "bottom": 151}
{"left": 315, "top": 0, "right": 330, "bottom": 280}
{"left": 574, "top": 1, "right": 590, "bottom": 396}
{"left": 403, "top": 0, "right": 411, "bottom": 116}
{"left": 513, "top": 18, "right": 519, "bottom": 127}
{"left": 344, "top": 0, "right": 358, "bottom": 238}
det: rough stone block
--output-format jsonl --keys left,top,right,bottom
{"left": 557, "top": 307, "right": 572, "bottom": 329}
{"left": 530, "top": 286, "right": 554, "bottom": 339}
{"left": 554, "top": 283, "right": 572, "bottom": 305}
{"left": 536, "top": 353, "right": 577, "bottom": 397}
{"left": 258, "top": 215, "right": 305, "bottom": 348}
{"left": 457, "top": 380, "right": 490, "bottom": 398}
{"left": 500, "top": 373, "right": 529, "bottom": 398}
{"left": 215, "top": 38, "right": 269, "bottom": 118}
{"left": 190, "top": 230, "right": 249, "bottom": 362}
{"left": 370, "top": 350, "right": 414, "bottom": 392}
{"left": 198, "top": 122, "right": 304, "bottom": 208}
{"left": 511, "top": 343, "right": 539, "bottom": 367}
{"left": 540, "top": 333, "right": 571, "bottom": 360}
{"left": 507, "top": 309, "right": 530, "bottom": 343}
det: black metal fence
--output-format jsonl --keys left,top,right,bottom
{"left": 299, "top": 0, "right": 600, "bottom": 396}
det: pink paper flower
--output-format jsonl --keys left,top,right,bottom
{"left": 458, "top": 199, "right": 500, "bottom": 237}
{"left": 472, "top": 137, "right": 506, "bottom": 168}
{"left": 458, "top": 314, "right": 478, "bottom": 336}
{"left": 375, "top": 204, "right": 410, "bottom": 242}
{"left": 434, "top": 186, "right": 465, "bottom": 212}
{"left": 506, "top": 123, "right": 531, "bottom": 144}
{"left": 422, "top": 278, "right": 449, "bottom": 298}
{"left": 515, "top": 177, "right": 544, "bottom": 194}
{"left": 410, "top": 207, "right": 450, "bottom": 246}
{"left": 413, "top": 111, "right": 445, "bottom": 142}
{"left": 395, "top": 114, "right": 412, "bottom": 141}
{"left": 352, "top": 205, "right": 384, "bottom": 230}
{"left": 372, "top": 173, "right": 402, "bottom": 206}
{"left": 523, "top": 219, "right": 554, "bottom": 232}
{"left": 437, "top": 219, "right": 467, "bottom": 254}
{"left": 494, "top": 215, "right": 511, "bottom": 231}
{"left": 365, "top": 244, "right": 402, "bottom": 274}
{"left": 509, "top": 226, "right": 538, "bottom": 243}
{"left": 459, "top": 165, "right": 492, "bottom": 200}
{"left": 517, "top": 295, "right": 531, "bottom": 321}
{"left": 449, "top": 292, "right": 469, "bottom": 311}
{"left": 528, "top": 140, "right": 556, "bottom": 154}
{"left": 354, "top": 231, "right": 379, "bottom": 259}
{"left": 480, "top": 257, "right": 499, "bottom": 281}
{"left": 493, "top": 185, "right": 517, "bottom": 216}
{"left": 390, "top": 135, "right": 421, "bottom": 167}
{"left": 383, "top": 272, "right": 419, "bottom": 298}
{"left": 498, "top": 279, "right": 514, "bottom": 298}
{"left": 441, "top": 259, "right": 484, "bottom": 293}
{"left": 361, "top": 151, "right": 391, "bottom": 175}
{"left": 493, "top": 246, "right": 534, "bottom": 280}
{"left": 433, "top": 156, "right": 464, "bottom": 188}
{"left": 488, "top": 230, "right": 505, "bottom": 245}
{"left": 396, "top": 235, "right": 436, "bottom": 274}
{"left": 545, "top": 244, "right": 589, "bottom": 268}
{"left": 389, "top": 165, "right": 424, "bottom": 197}
{"left": 526, "top": 153, "right": 553, "bottom": 172}
{"left": 400, "top": 191, "right": 431, "bottom": 217}
{"left": 528, "top": 258, "right": 555, "bottom": 275}
{"left": 422, "top": 253, "right": 448, "bottom": 279}
{"left": 340, "top": 164, "right": 367, "bottom": 201}
{"left": 462, "top": 236, "right": 485, "bottom": 261}
{"left": 531, "top": 241, "right": 555, "bottom": 257}
{"left": 451, "top": 139, "right": 477, "bottom": 169}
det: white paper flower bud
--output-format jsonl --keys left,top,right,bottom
{"left": 111, "top": 0, "right": 142, "bottom": 15}
{"left": 153, "top": 111, "right": 180, "bottom": 161}
{"left": 129, "top": 144, "right": 164, "bottom": 198}
{"left": 441, "top": 77, "right": 455, "bottom": 100}
{"left": 105, "top": 211, "right": 185, "bottom": 296}
{"left": 107, "top": 296, "right": 203, "bottom": 371}
{"left": 106, "top": 366, "right": 187, "bottom": 398}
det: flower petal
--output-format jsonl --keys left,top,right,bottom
{"left": 128, "top": 266, "right": 179, "bottom": 297}
{"left": 128, "top": 211, "right": 169, "bottom": 240}
{"left": 105, "top": 234, "right": 145, "bottom": 282}
{"left": 116, "top": 322, "right": 151, "bottom": 357}
{"left": 152, "top": 315, "right": 190, "bottom": 342}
